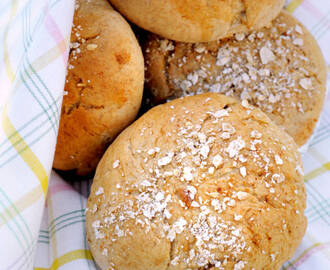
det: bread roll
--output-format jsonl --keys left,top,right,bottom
{"left": 86, "top": 93, "right": 306, "bottom": 270}
{"left": 144, "top": 11, "right": 327, "bottom": 147}
{"left": 109, "top": 0, "right": 285, "bottom": 42}
{"left": 53, "top": 0, "right": 144, "bottom": 175}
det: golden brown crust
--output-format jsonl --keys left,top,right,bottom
{"left": 108, "top": 0, "right": 285, "bottom": 42}
{"left": 53, "top": 0, "right": 144, "bottom": 175}
{"left": 144, "top": 11, "right": 327, "bottom": 147}
{"left": 86, "top": 93, "right": 306, "bottom": 270}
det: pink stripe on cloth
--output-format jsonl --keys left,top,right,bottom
{"left": 44, "top": 4, "right": 69, "bottom": 65}
{"left": 302, "top": 0, "right": 330, "bottom": 32}
{"left": 48, "top": 181, "right": 74, "bottom": 197}
{"left": 301, "top": 1, "right": 325, "bottom": 18}
{"left": 289, "top": 243, "right": 330, "bottom": 269}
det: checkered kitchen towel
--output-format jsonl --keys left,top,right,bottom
{"left": 0, "top": 0, "right": 75, "bottom": 269}
{"left": 0, "top": 0, "right": 330, "bottom": 269}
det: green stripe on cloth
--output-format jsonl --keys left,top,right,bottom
{"left": 0, "top": 192, "right": 29, "bottom": 263}
{"left": 1, "top": 105, "right": 49, "bottom": 195}
{"left": 310, "top": 212, "right": 330, "bottom": 225}
{"left": 20, "top": 3, "right": 60, "bottom": 131}
{"left": 37, "top": 240, "right": 49, "bottom": 245}
{"left": 48, "top": 209, "right": 85, "bottom": 228}
{"left": 0, "top": 115, "right": 54, "bottom": 162}
{"left": 27, "top": 59, "right": 60, "bottom": 124}
{"left": 7, "top": 237, "right": 38, "bottom": 270}
{"left": 38, "top": 218, "right": 86, "bottom": 243}
{"left": 0, "top": 186, "right": 42, "bottom": 228}
{"left": 0, "top": 123, "right": 54, "bottom": 169}
{"left": 306, "top": 198, "right": 330, "bottom": 217}
{"left": 310, "top": 11, "right": 330, "bottom": 38}
{"left": 22, "top": 1, "right": 31, "bottom": 52}
{"left": 49, "top": 215, "right": 85, "bottom": 237}
{"left": 307, "top": 202, "right": 330, "bottom": 224}
{"left": 0, "top": 188, "right": 35, "bottom": 258}
{"left": 49, "top": 219, "right": 86, "bottom": 239}
{"left": 316, "top": 15, "right": 330, "bottom": 40}
{"left": 306, "top": 184, "right": 330, "bottom": 226}
{"left": 0, "top": 96, "right": 61, "bottom": 156}
{"left": 0, "top": 187, "right": 33, "bottom": 242}
{"left": 21, "top": 61, "right": 57, "bottom": 134}
{"left": 312, "top": 126, "right": 330, "bottom": 146}
{"left": 0, "top": 204, "right": 25, "bottom": 250}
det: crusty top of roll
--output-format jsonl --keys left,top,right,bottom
{"left": 86, "top": 93, "right": 306, "bottom": 270}
{"left": 109, "top": 0, "right": 285, "bottom": 42}
{"left": 144, "top": 11, "right": 327, "bottom": 147}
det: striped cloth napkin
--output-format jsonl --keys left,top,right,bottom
{"left": 0, "top": 0, "right": 75, "bottom": 269}
{"left": 0, "top": 0, "right": 329, "bottom": 269}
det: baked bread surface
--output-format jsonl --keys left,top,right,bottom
{"left": 86, "top": 93, "right": 306, "bottom": 270}
{"left": 53, "top": 0, "right": 144, "bottom": 175}
{"left": 108, "top": 0, "right": 285, "bottom": 42}
{"left": 144, "top": 11, "right": 327, "bottom": 146}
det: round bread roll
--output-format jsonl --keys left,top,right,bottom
{"left": 144, "top": 11, "right": 327, "bottom": 147}
{"left": 108, "top": 0, "right": 285, "bottom": 42}
{"left": 86, "top": 93, "right": 306, "bottom": 270}
{"left": 53, "top": 0, "right": 144, "bottom": 175}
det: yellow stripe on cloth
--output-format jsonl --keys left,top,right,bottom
{"left": 34, "top": 249, "right": 93, "bottom": 270}
{"left": 305, "top": 162, "right": 330, "bottom": 182}
{"left": 286, "top": 0, "right": 303, "bottom": 13}
{"left": 1, "top": 106, "right": 48, "bottom": 195}
{"left": 3, "top": 0, "right": 18, "bottom": 82}
{"left": 0, "top": 186, "right": 43, "bottom": 228}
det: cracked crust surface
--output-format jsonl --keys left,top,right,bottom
{"left": 144, "top": 11, "right": 327, "bottom": 147}
{"left": 86, "top": 93, "right": 306, "bottom": 270}
{"left": 108, "top": 0, "right": 285, "bottom": 42}
{"left": 53, "top": 0, "right": 144, "bottom": 175}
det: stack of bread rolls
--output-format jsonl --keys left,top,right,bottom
{"left": 52, "top": 0, "right": 327, "bottom": 269}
